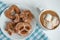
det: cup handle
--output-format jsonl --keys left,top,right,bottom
{"left": 36, "top": 7, "right": 44, "bottom": 15}
{"left": 36, "top": 4, "right": 47, "bottom": 15}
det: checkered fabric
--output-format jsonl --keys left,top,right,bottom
{"left": 0, "top": 2, "right": 8, "bottom": 15}
{"left": 0, "top": 29, "right": 11, "bottom": 40}
{"left": 0, "top": 1, "right": 48, "bottom": 40}
{"left": 26, "top": 23, "right": 48, "bottom": 40}
{"left": 0, "top": 1, "right": 10, "bottom": 40}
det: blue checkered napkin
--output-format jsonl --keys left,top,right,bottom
{"left": 26, "top": 23, "right": 48, "bottom": 40}
{"left": 0, "top": 1, "right": 8, "bottom": 15}
{"left": 0, "top": 29, "right": 11, "bottom": 40}
{"left": 0, "top": 1, "right": 10, "bottom": 40}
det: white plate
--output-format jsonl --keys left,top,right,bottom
{"left": 0, "top": 4, "right": 37, "bottom": 40}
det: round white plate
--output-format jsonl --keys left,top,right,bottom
{"left": 0, "top": 4, "right": 37, "bottom": 40}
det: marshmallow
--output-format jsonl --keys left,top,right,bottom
{"left": 46, "top": 22, "right": 53, "bottom": 29}
{"left": 45, "top": 14, "right": 52, "bottom": 22}
{"left": 52, "top": 17, "right": 59, "bottom": 27}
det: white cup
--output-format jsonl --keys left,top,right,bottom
{"left": 38, "top": 9, "right": 60, "bottom": 30}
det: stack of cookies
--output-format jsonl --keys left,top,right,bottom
{"left": 5, "top": 5, "right": 34, "bottom": 36}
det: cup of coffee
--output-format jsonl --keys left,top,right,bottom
{"left": 39, "top": 9, "right": 60, "bottom": 30}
